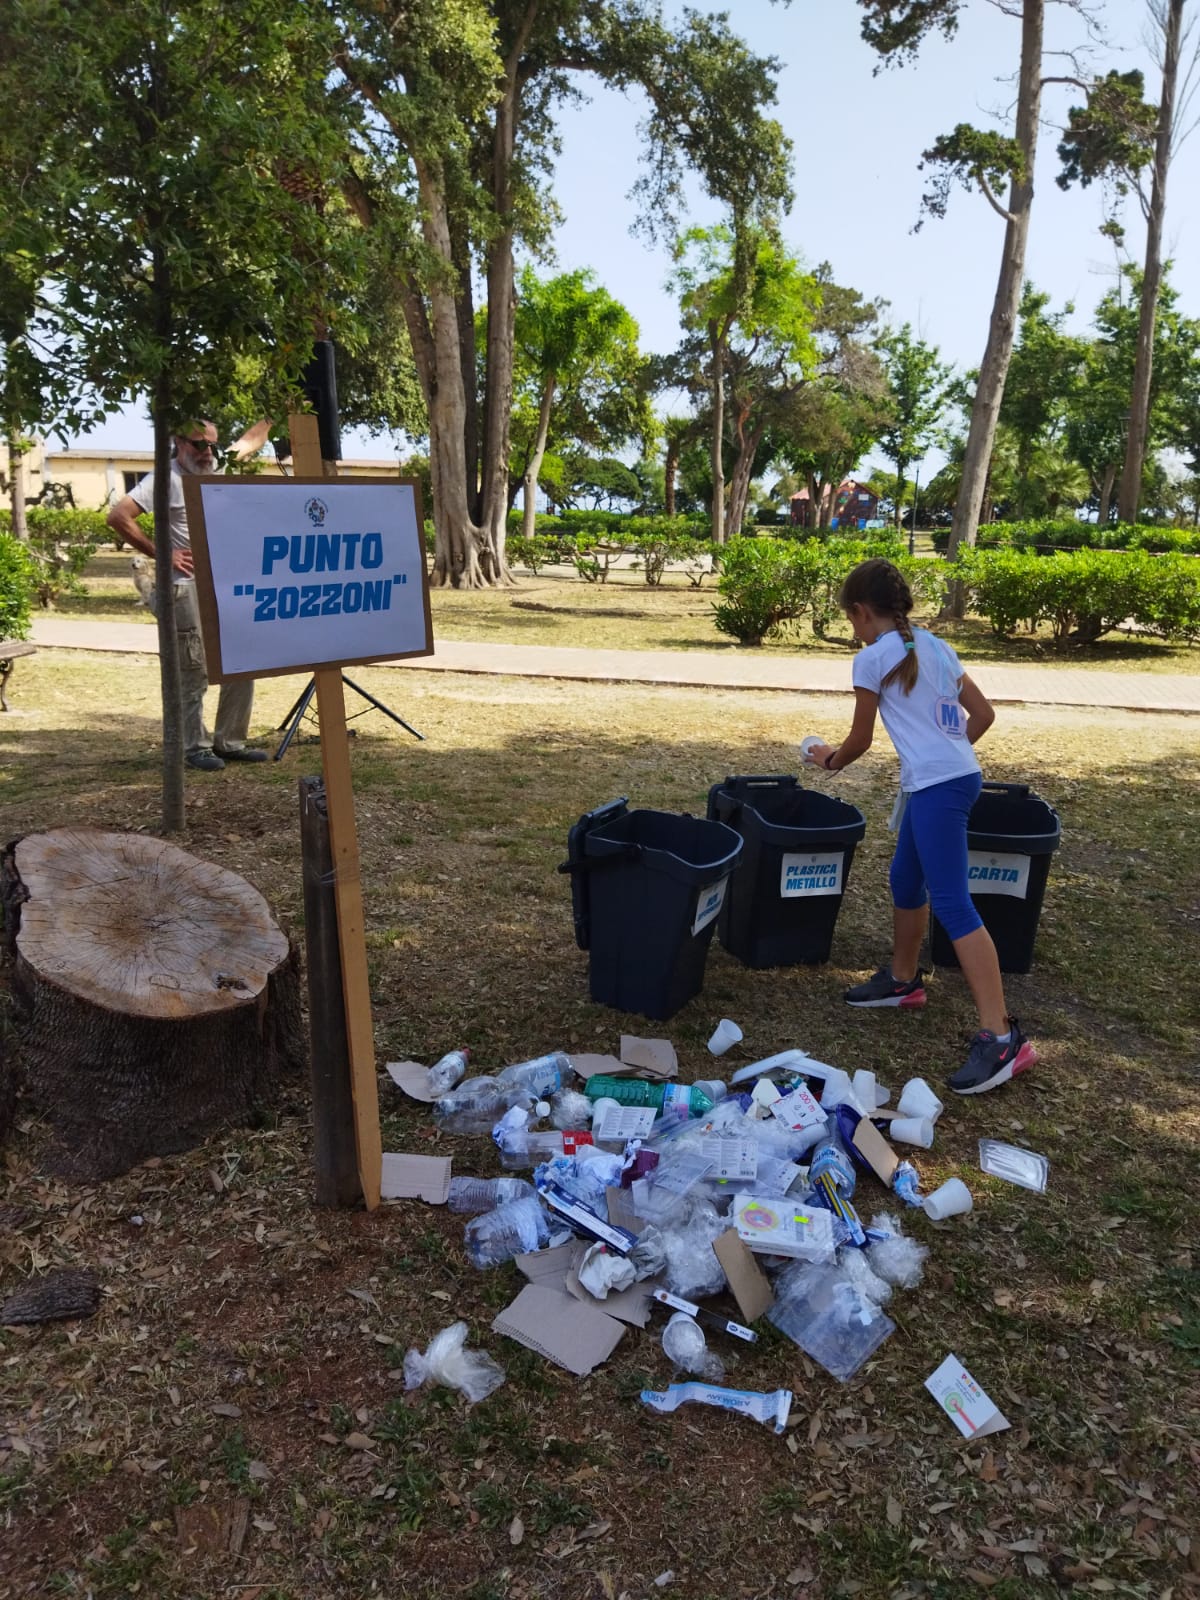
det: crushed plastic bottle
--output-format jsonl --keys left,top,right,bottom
{"left": 427, "top": 1048, "right": 470, "bottom": 1097}
{"left": 446, "top": 1176, "right": 536, "bottom": 1215}
{"left": 583, "top": 1076, "right": 714, "bottom": 1119}
{"left": 435, "top": 1077, "right": 535, "bottom": 1135}
{"left": 496, "top": 1052, "right": 571, "bottom": 1099}
{"left": 464, "top": 1196, "right": 550, "bottom": 1268}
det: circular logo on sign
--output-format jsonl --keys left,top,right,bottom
{"left": 304, "top": 496, "right": 329, "bottom": 527}
{"left": 933, "top": 696, "right": 966, "bottom": 738}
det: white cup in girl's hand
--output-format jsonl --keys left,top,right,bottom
{"left": 890, "top": 1115, "right": 935, "bottom": 1148}
{"left": 922, "top": 1177, "right": 973, "bottom": 1221}
{"left": 897, "top": 1077, "right": 944, "bottom": 1123}
{"left": 799, "top": 735, "right": 824, "bottom": 766}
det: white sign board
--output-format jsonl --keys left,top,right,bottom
{"left": 966, "top": 850, "right": 1030, "bottom": 899}
{"left": 780, "top": 850, "right": 844, "bottom": 898}
{"left": 692, "top": 877, "right": 728, "bottom": 935}
{"left": 184, "top": 476, "right": 432, "bottom": 681}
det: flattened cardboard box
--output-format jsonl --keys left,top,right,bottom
{"left": 618, "top": 1036, "right": 677, "bottom": 1078}
{"left": 492, "top": 1284, "right": 625, "bottom": 1376}
{"left": 564, "top": 1243, "right": 656, "bottom": 1327}
{"left": 712, "top": 1228, "right": 774, "bottom": 1323}
{"left": 379, "top": 1152, "right": 451, "bottom": 1204}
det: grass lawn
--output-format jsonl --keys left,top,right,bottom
{"left": 56, "top": 550, "right": 1200, "bottom": 675}
{"left": 0, "top": 651, "right": 1197, "bottom": 1599}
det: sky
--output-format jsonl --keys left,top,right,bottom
{"left": 57, "top": 0, "right": 1200, "bottom": 478}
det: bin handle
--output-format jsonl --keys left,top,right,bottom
{"left": 557, "top": 843, "right": 643, "bottom": 874}
{"left": 980, "top": 781, "right": 1032, "bottom": 799}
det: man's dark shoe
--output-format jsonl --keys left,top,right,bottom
{"left": 186, "top": 749, "right": 225, "bottom": 772}
{"left": 844, "top": 965, "right": 927, "bottom": 1009}
{"left": 217, "top": 747, "right": 268, "bottom": 763}
{"left": 946, "top": 1018, "right": 1037, "bottom": 1096}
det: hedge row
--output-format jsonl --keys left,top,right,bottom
{"left": 507, "top": 528, "right": 714, "bottom": 586}
{"left": 955, "top": 547, "right": 1200, "bottom": 644}
{"left": 713, "top": 537, "right": 944, "bottom": 646}
{"left": 931, "top": 518, "right": 1200, "bottom": 556}
{"left": 507, "top": 509, "right": 711, "bottom": 540}
{"left": 0, "top": 511, "right": 106, "bottom": 615}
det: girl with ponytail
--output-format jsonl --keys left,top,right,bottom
{"left": 804, "top": 558, "right": 1036, "bottom": 1096}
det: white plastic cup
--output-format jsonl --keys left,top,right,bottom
{"left": 693, "top": 1079, "right": 728, "bottom": 1105}
{"left": 897, "top": 1077, "right": 945, "bottom": 1123}
{"left": 922, "top": 1177, "right": 973, "bottom": 1221}
{"left": 851, "top": 1069, "right": 878, "bottom": 1114}
{"left": 890, "top": 1115, "right": 935, "bottom": 1149}
{"left": 800, "top": 735, "right": 824, "bottom": 766}
{"left": 707, "top": 1018, "right": 743, "bottom": 1056}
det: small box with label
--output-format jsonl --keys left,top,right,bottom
{"left": 733, "top": 1195, "right": 836, "bottom": 1261}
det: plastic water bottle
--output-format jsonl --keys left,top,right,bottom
{"left": 464, "top": 1196, "right": 549, "bottom": 1268}
{"left": 497, "top": 1052, "right": 571, "bottom": 1099}
{"left": 447, "top": 1176, "right": 535, "bottom": 1215}
{"left": 434, "top": 1078, "right": 505, "bottom": 1135}
{"left": 428, "top": 1048, "right": 470, "bottom": 1097}
{"left": 582, "top": 1075, "right": 714, "bottom": 1118}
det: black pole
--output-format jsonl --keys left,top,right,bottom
{"left": 301, "top": 340, "right": 341, "bottom": 466}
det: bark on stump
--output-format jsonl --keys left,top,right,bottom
{"left": 1, "top": 828, "right": 304, "bottom": 1179}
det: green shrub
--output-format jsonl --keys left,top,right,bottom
{"left": 0, "top": 510, "right": 105, "bottom": 609}
{"left": 0, "top": 534, "right": 35, "bottom": 640}
{"left": 712, "top": 537, "right": 820, "bottom": 645}
{"left": 932, "top": 519, "right": 1200, "bottom": 556}
{"left": 506, "top": 533, "right": 558, "bottom": 575}
{"left": 954, "top": 547, "right": 1200, "bottom": 644}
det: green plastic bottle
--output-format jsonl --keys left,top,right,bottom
{"left": 583, "top": 1075, "right": 714, "bottom": 1119}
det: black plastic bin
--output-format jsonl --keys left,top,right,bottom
{"left": 929, "top": 781, "right": 1060, "bottom": 974}
{"left": 559, "top": 798, "right": 743, "bottom": 1020}
{"left": 706, "top": 775, "right": 867, "bottom": 968}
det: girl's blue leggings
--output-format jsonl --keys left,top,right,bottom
{"left": 889, "top": 771, "right": 984, "bottom": 942}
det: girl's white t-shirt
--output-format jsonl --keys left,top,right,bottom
{"left": 851, "top": 626, "right": 981, "bottom": 793}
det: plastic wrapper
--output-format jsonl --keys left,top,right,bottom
{"left": 839, "top": 1243, "right": 893, "bottom": 1306}
{"left": 769, "top": 1261, "right": 895, "bottom": 1381}
{"left": 403, "top": 1321, "right": 506, "bottom": 1403}
{"left": 891, "top": 1161, "right": 923, "bottom": 1208}
{"left": 577, "top": 1242, "right": 637, "bottom": 1299}
{"left": 659, "top": 1197, "right": 729, "bottom": 1301}
{"left": 979, "top": 1138, "right": 1049, "bottom": 1193}
{"left": 550, "top": 1088, "right": 595, "bottom": 1131}
{"left": 629, "top": 1225, "right": 668, "bottom": 1282}
{"left": 533, "top": 1150, "right": 620, "bottom": 1211}
{"left": 866, "top": 1212, "right": 929, "bottom": 1290}
{"left": 661, "top": 1312, "right": 725, "bottom": 1381}
{"left": 640, "top": 1381, "right": 792, "bottom": 1434}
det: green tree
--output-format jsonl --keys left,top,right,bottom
{"left": 876, "top": 324, "right": 953, "bottom": 529}
{"left": 0, "top": 0, "right": 356, "bottom": 831}
{"left": 336, "top": 2, "right": 792, "bottom": 584}
{"left": 998, "top": 284, "right": 1087, "bottom": 515}
{"left": 510, "top": 268, "right": 649, "bottom": 539}
{"left": 1057, "top": 3, "right": 1200, "bottom": 520}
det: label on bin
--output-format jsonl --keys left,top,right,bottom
{"left": 966, "top": 850, "right": 1029, "bottom": 899}
{"left": 780, "top": 850, "right": 844, "bottom": 897}
{"left": 692, "top": 878, "right": 728, "bottom": 935}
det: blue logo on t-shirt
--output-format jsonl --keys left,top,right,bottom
{"left": 934, "top": 696, "right": 966, "bottom": 738}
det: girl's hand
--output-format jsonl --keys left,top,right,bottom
{"left": 805, "top": 740, "right": 835, "bottom": 769}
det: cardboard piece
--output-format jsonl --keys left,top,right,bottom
{"left": 852, "top": 1118, "right": 901, "bottom": 1186}
{"left": 712, "top": 1229, "right": 774, "bottom": 1323}
{"left": 618, "top": 1036, "right": 677, "bottom": 1079}
{"left": 379, "top": 1152, "right": 451, "bottom": 1204}
{"left": 385, "top": 1060, "right": 437, "bottom": 1103}
{"left": 925, "top": 1354, "right": 1010, "bottom": 1439}
{"left": 492, "top": 1284, "right": 625, "bottom": 1377}
{"left": 514, "top": 1244, "right": 576, "bottom": 1286}
{"left": 570, "top": 1052, "right": 626, "bottom": 1079}
{"left": 564, "top": 1244, "right": 656, "bottom": 1327}
{"left": 770, "top": 1084, "right": 825, "bottom": 1132}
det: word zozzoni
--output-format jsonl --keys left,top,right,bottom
{"left": 246, "top": 575, "right": 407, "bottom": 621}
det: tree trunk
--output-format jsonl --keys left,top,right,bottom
{"left": 894, "top": 463, "right": 907, "bottom": 531}
{"left": 1097, "top": 459, "right": 1117, "bottom": 526}
{"left": 1118, "top": 0, "right": 1184, "bottom": 524}
{"left": 150, "top": 328, "right": 185, "bottom": 835}
{"left": 664, "top": 432, "right": 679, "bottom": 518}
{"left": 945, "top": 0, "right": 1044, "bottom": 610}
{"left": 727, "top": 419, "right": 764, "bottom": 536}
{"left": 1, "top": 828, "right": 304, "bottom": 1181}
{"left": 521, "top": 374, "right": 556, "bottom": 539}
{"left": 710, "top": 323, "right": 726, "bottom": 544}
{"left": 7, "top": 432, "right": 29, "bottom": 541}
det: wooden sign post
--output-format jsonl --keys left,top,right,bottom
{"left": 183, "top": 419, "right": 431, "bottom": 1210}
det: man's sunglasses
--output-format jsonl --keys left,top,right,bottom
{"left": 182, "top": 436, "right": 220, "bottom": 455}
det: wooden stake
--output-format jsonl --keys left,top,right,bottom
{"left": 289, "top": 413, "right": 382, "bottom": 1210}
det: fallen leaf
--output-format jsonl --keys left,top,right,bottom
{"left": 980, "top": 1452, "right": 998, "bottom": 1483}
{"left": 343, "top": 1432, "right": 376, "bottom": 1451}
{"left": 248, "top": 1461, "right": 270, "bottom": 1481}
{"left": 886, "top": 1495, "right": 902, "bottom": 1528}
{"left": 211, "top": 1403, "right": 242, "bottom": 1419}
{"left": 963, "top": 1570, "right": 998, "bottom": 1588}
{"left": 578, "top": 1521, "right": 612, "bottom": 1541}
{"left": 509, "top": 1515, "right": 524, "bottom": 1547}
{"left": 251, "top": 1517, "right": 276, "bottom": 1533}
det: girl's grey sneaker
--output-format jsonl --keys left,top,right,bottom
{"left": 843, "top": 966, "right": 927, "bottom": 1009}
{"left": 946, "top": 1019, "right": 1036, "bottom": 1096}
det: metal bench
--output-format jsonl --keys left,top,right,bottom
{"left": 0, "top": 640, "right": 37, "bottom": 712}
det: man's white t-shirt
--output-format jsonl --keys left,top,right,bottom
{"left": 129, "top": 462, "right": 193, "bottom": 583}
{"left": 851, "top": 627, "right": 981, "bottom": 793}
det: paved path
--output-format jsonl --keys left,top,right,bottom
{"left": 28, "top": 616, "right": 1200, "bottom": 713}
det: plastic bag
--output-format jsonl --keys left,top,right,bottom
{"left": 866, "top": 1212, "right": 928, "bottom": 1290}
{"left": 550, "top": 1088, "right": 595, "bottom": 1131}
{"left": 403, "top": 1322, "right": 506, "bottom": 1403}
{"left": 659, "top": 1197, "right": 728, "bottom": 1301}
{"left": 769, "top": 1261, "right": 894, "bottom": 1382}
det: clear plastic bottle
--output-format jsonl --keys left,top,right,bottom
{"left": 582, "top": 1075, "right": 714, "bottom": 1118}
{"left": 434, "top": 1077, "right": 505, "bottom": 1135}
{"left": 428, "top": 1048, "right": 470, "bottom": 1097}
{"left": 464, "top": 1196, "right": 549, "bottom": 1268}
{"left": 447, "top": 1176, "right": 535, "bottom": 1214}
{"left": 496, "top": 1052, "right": 571, "bottom": 1099}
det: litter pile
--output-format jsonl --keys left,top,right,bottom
{"left": 385, "top": 1034, "right": 1035, "bottom": 1435}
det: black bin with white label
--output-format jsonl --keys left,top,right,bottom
{"left": 559, "top": 798, "right": 743, "bottom": 1020}
{"left": 929, "top": 781, "right": 1060, "bottom": 974}
{"left": 706, "top": 775, "right": 866, "bottom": 968}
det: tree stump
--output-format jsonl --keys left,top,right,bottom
{"left": 1, "top": 828, "right": 305, "bottom": 1179}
